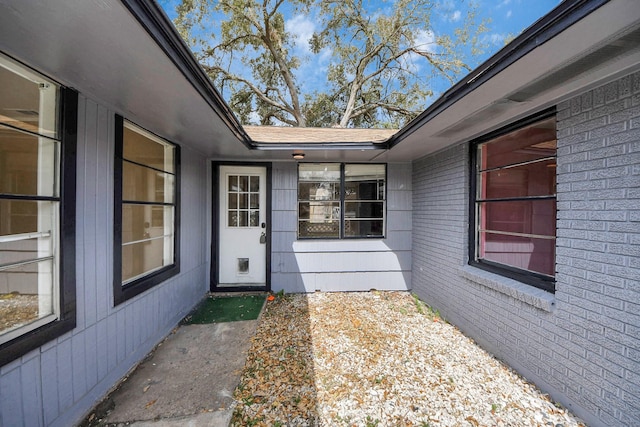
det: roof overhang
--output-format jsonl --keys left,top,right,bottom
{"left": 385, "top": 0, "right": 640, "bottom": 161}
{"left": 0, "top": 0, "right": 250, "bottom": 158}
{"left": 1, "top": 0, "right": 639, "bottom": 162}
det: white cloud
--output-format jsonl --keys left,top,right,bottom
{"left": 506, "top": 10, "right": 512, "bottom": 19}
{"left": 286, "top": 14, "right": 316, "bottom": 53}
{"left": 482, "top": 33, "right": 508, "bottom": 46}
{"left": 498, "top": 0, "right": 511, "bottom": 7}
{"left": 414, "top": 30, "right": 437, "bottom": 53}
{"left": 403, "top": 30, "right": 438, "bottom": 73}
{"left": 450, "top": 10, "right": 461, "bottom": 22}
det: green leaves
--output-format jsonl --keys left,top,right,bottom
{"left": 172, "top": 0, "right": 488, "bottom": 128}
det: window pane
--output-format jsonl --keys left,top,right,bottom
{"left": 123, "top": 161, "right": 174, "bottom": 203}
{"left": 0, "top": 58, "right": 59, "bottom": 138}
{"left": 228, "top": 211, "right": 238, "bottom": 227}
{"left": 250, "top": 176, "right": 259, "bottom": 192}
{"left": 345, "top": 220, "right": 384, "bottom": 237}
{"left": 298, "top": 220, "right": 340, "bottom": 238}
{"left": 0, "top": 234, "right": 53, "bottom": 266}
{"left": 0, "top": 259, "right": 55, "bottom": 337}
{"left": 238, "top": 211, "right": 248, "bottom": 227}
{"left": 228, "top": 192, "right": 238, "bottom": 209}
{"left": 299, "top": 182, "right": 340, "bottom": 201}
{"left": 474, "top": 115, "right": 557, "bottom": 282}
{"left": 123, "top": 124, "right": 174, "bottom": 173}
{"left": 228, "top": 175, "right": 238, "bottom": 191}
{"left": 0, "top": 200, "right": 56, "bottom": 236}
{"left": 344, "top": 202, "right": 384, "bottom": 219}
{"left": 250, "top": 211, "right": 259, "bottom": 227}
{"left": 238, "top": 175, "right": 248, "bottom": 192}
{"left": 0, "top": 126, "right": 58, "bottom": 197}
{"left": 297, "top": 163, "right": 385, "bottom": 239}
{"left": 480, "top": 159, "right": 556, "bottom": 199}
{"left": 122, "top": 239, "right": 166, "bottom": 283}
{"left": 239, "top": 193, "right": 248, "bottom": 209}
{"left": 298, "top": 164, "right": 340, "bottom": 195}
{"left": 480, "top": 199, "right": 556, "bottom": 237}
{"left": 479, "top": 117, "right": 556, "bottom": 171}
{"left": 122, "top": 204, "right": 173, "bottom": 244}
{"left": 250, "top": 194, "right": 259, "bottom": 209}
{"left": 298, "top": 201, "right": 340, "bottom": 221}
{"left": 227, "top": 174, "right": 259, "bottom": 228}
{"left": 345, "top": 164, "right": 385, "bottom": 200}
{"left": 479, "top": 233, "right": 555, "bottom": 276}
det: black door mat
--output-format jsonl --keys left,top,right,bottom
{"left": 183, "top": 295, "right": 266, "bottom": 324}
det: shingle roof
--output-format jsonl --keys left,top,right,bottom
{"left": 243, "top": 125, "right": 398, "bottom": 144}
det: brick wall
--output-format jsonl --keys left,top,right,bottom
{"left": 412, "top": 70, "right": 640, "bottom": 426}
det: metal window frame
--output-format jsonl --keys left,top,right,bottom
{"left": 113, "top": 115, "right": 180, "bottom": 305}
{"left": 297, "top": 162, "right": 387, "bottom": 240}
{"left": 0, "top": 55, "right": 77, "bottom": 366}
{"left": 468, "top": 108, "right": 557, "bottom": 293}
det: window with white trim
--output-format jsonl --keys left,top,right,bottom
{"left": 0, "top": 53, "right": 77, "bottom": 365}
{"left": 470, "top": 111, "right": 556, "bottom": 292}
{"left": 113, "top": 117, "right": 179, "bottom": 304}
{"left": 298, "top": 163, "right": 386, "bottom": 239}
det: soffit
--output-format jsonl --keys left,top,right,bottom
{"left": 0, "top": 0, "right": 246, "bottom": 158}
{"left": 1, "top": 1, "right": 639, "bottom": 163}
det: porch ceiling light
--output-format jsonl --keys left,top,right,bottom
{"left": 292, "top": 152, "right": 305, "bottom": 160}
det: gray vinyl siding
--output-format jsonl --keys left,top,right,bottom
{"left": 271, "top": 162, "right": 412, "bottom": 293}
{"left": 0, "top": 95, "right": 209, "bottom": 427}
{"left": 411, "top": 70, "right": 640, "bottom": 427}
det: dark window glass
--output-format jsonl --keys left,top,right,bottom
{"left": 472, "top": 114, "right": 556, "bottom": 290}
{"left": 0, "top": 54, "right": 76, "bottom": 366}
{"left": 298, "top": 163, "right": 385, "bottom": 239}
{"left": 113, "top": 117, "right": 179, "bottom": 304}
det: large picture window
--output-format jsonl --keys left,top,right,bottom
{"left": 0, "top": 54, "right": 76, "bottom": 366}
{"left": 298, "top": 163, "right": 385, "bottom": 239}
{"left": 113, "top": 117, "right": 179, "bottom": 305}
{"left": 470, "top": 111, "right": 556, "bottom": 292}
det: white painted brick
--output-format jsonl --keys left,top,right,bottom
{"left": 412, "top": 71, "right": 640, "bottom": 426}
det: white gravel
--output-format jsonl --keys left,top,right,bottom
{"left": 232, "top": 291, "right": 586, "bottom": 426}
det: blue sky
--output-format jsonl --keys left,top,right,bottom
{"left": 158, "top": 0, "right": 561, "bottom": 113}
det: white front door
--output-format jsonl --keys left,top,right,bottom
{"left": 218, "top": 165, "right": 267, "bottom": 286}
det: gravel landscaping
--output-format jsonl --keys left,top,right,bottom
{"left": 231, "top": 291, "right": 586, "bottom": 426}
{"left": 0, "top": 293, "right": 38, "bottom": 334}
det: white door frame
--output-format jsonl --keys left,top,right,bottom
{"left": 211, "top": 162, "right": 271, "bottom": 292}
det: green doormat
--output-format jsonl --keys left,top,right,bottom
{"left": 184, "top": 295, "right": 266, "bottom": 324}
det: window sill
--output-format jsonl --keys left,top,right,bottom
{"left": 460, "top": 265, "right": 555, "bottom": 312}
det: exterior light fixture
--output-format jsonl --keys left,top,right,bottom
{"left": 292, "top": 152, "right": 305, "bottom": 160}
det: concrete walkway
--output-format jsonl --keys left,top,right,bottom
{"left": 87, "top": 319, "right": 259, "bottom": 426}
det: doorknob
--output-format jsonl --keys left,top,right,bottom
{"left": 260, "top": 232, "right": 266, "bottom": 244}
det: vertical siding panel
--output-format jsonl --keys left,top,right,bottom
{"left": 1, "top": 97, "right": 209, "bottom": 426}
{"left": 96, "top": 319, "right": 108, "bottom": 382}
{"left": 1, "top": 367, "right": 23, "bottom": 425}
{"left": 75, "top": 97, "right": 87, "bottom": 331}
{"left": 82, "top": 98, "right": 99, "bottom": 330}
{"left": 71, "top": 333, "right": 87, "bottom": 401}
{"left": 21, "top": 356, "right": 43, "bottom": 427}
{"left": 124, "top": 304, "right": 134, "bottom": 357}
{"left": 41, "top": 346, "right": 59, "bottom": 426}
{"left": 56, "top": 338, "right": 73, "bottom": 414}
{"left": 95, "top": 105, "right": 112, "bottom": 323}
{"left": 116, "top": 306, "right": 126, "bottom": 363}
{"left": 107, "top": 312, "right": 118, "bottom": 372}
{"left": 84, "top": 324, "right": 98, "bottom": 392}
